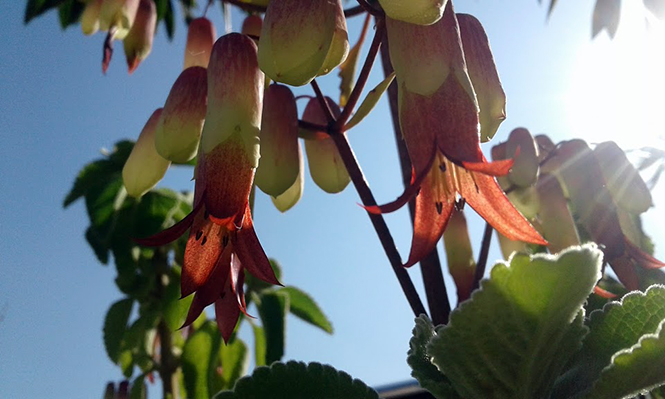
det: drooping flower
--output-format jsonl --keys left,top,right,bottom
{"left": 154, "top": 66, "right": 207, "bottom": 163}
{"left": 122, "top": 108, "right": 171, "bottom": 197}
{"left": 123, "top": 0, "right": 156, "bottom": 74}
{"left": 184, "top": 17, "right": 216, "bottom": 69}
{"left": 371, "top": 3, "right": 546, "bottom": 267}
{"left": 136, "top": 33, "right": 278, "bottom": 342}
{"left": 99, "top": 0, "right": 140, "bottom": 40}
{"left": 258, "top": 0, "right": 349, "bottom": 86}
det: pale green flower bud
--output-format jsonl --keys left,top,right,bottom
{"left": 184, "top": 17, "right": 216, "bottom": 69}
{"left": 123, "top": 109, "right": 171, "bottom": 197}
{"left": 81, "top": 0, "right": 104, "bottom": 35}
{"left": 123, "top": 0, "right": 156, "bottom": 74}
{"left": 378, "top": 0, "right": 445, "bottom": 26}
{"left": 99, "top": 0, "right": 140, "bottom": 40}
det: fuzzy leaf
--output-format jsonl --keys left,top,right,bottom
{"left": 587, "top": 319, "right": 665, "bottom": 398}
{"left": 103, "top": 298, "right": 134, "bottom": 363}
{"left": 345, "top": 72, "right": 395, "bottom": 131}
{"left": 407, "top": 315, "right": 459, "bottom": 399}
{"left": 213, "top": 361, "right": 379, "bottom": 399}
{"left": 429, "top": 245, "right": 602, "bottom": 399}
{"left": 257, "top": 291, "right": 289, "bottom": 365}
{"left": 279, "top": 286, "right": 333, "bottom": 334}
{"left": 554, "top": 285, "right": 665, "bottom": 398}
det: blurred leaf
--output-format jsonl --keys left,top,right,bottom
{"left": 429, "top": 245, "right": 602, "bottom": 399}
{"left": 163, "top": 267, "right": 194, "bottom": 332}
{"left": 86, "top": 226, "right": 110, "bottom": 264}
{"left": 592, "top": 0, "right": 621, "bottom": 39}
{"left": 182, "top": 321, "right": 221, "bottom": 399}
{"left": 57, "top": 0, "right": 84, "bottom": 29}
{"left": 164, "top": 0, "right": 175, "bottom": 40}
{"left": 252, "top": 324, "right": 267, "bottom": 367}
{"left": 119, "top": 350, "right": 134, "bottom": 378}
{"left": 104, "top": 298, "right": 134, "bottom": 363}
{"left": 63, "top": 159, "right": 117, "bottom": 208}
{"left": 130, "top": 375, "right": 147, "bottom": 399}
{"left": 133, "top": 189, "right": 192, "bottom": 239}
{"left": 554, "top": 285, "right": 665, "bottom": 398}
{"left": 344, "top": 72, "right": 395, "bottom": 131}
{"left": 587, "top": 319, "right": 665, "bottom": 398}
{"left": 278, "top": 286, "right": 332, "bottom": 334}
{"left": 213, "top": 361, "right": 379, "bottom": 399}
{"left": 246, "top": 259, "right": 282, "bottom": 293}
{"left": 24, "top": 0, "right": 66, "bottom": 24}
{"left": 407, "top": 315, "right": 459, "bottom": 399}
{"left": 211, "top": 338, "right": 250, "bottom": 392}
{"left": 257, "top": 291, "right": 289, "bottom": 365}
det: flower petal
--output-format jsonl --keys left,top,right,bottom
{"left": 215, "top": 283, "right": 242, "bottom": 344}
{"left": 133, "top": 199, "right": 202, "bottom": 246}
{"left": 624, "top": 238, "right": 665, "bottom": 269}
{"left": 234, "top": 205, "right": 281, "bottom": 286}
{"left": 609, "top": 256, "right": 639, "bottom": 291}
{"left": 181, "top": 247, "right": 231, "bottom": 327}
{"left": 363, "top": 157, "right": 433, "bottom": 214}
{"left": 405, "top": 173, "right": 455, "bottom": 268}
{"left": 458, "top": 169, "right": 546, "bottom": 245}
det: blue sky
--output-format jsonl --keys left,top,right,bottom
{"left": 2, "top": 1, "right": 665, "bottom": 398}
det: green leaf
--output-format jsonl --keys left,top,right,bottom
{"left": 554, "top": 285, "right": 665, "bottom": 398}
{"left": 257, "top": 291, "right": 289, "bottom": 365}
{"left": 344, "top": 72, "right": 395, "bottom": 131}
{"left": 57, "top": 0, "right": 84, "bottom": 29}
{"left": 586, "top": 319, "right": 665, "bottom": 399}
{"left": 86, "top": 226, "right": 110, "bottom": 264}
{"left": 163, "top": 267, "right": 194, "bottom": 332}
{"left": 278, "top": 286, "right": 333, "bottom": 334}
{"left": 338, "top": 38, "right": 363, "bottom": 107}
{"left": 407, "top": 315, "right": 459, "bottom": 399}
{"left": 429, "top": 245, "right": 602, "bottom": 399}
{"left": 104, "top": 298, "right": 134, "bottom": 363}
{"left": 119, "top": 349, "right": 134, "bottom": 378}
{"left": 133, "top": 189, "right": 192, "bottom": 239}
{"left": 213, "top": 361, "right": 379, "bottom": 399}
{"left": 164, "top": 0, "right": 175, "bottom": 40}
{"left": 211, "top": 338, "right": 250, "bottom": 392}
{"left": 252, "top": 324, "right": 267, "bottom": 367}
{"left": 182, "top": 321, "right": 221, "bottom": 399}
{"left": 130, "top": 375, "right": 147, "bottom": 399}
{"left": 63, "top": 159, "right": 117, "bottom": 208}
{"left": 25, "top": 0, "right": 65, "bottom": 24}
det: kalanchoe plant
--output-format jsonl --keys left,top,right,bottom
{"left": 26, "top": 0, "right": 665, "bottom": 397}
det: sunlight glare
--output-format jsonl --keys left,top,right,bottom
{"left": 564, "top": 3, "right": 665, "bottom": 149}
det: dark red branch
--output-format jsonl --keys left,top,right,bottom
{"left": 473, "top": 223, "right": 494, "bottom": 291}
{"left": 336, "top": 17, "right": 384, "bottom": 130}
{"left": 310, "top": 79, "right": 336, "bottom": 125}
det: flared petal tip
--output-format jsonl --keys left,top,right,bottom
{"left": 593, "top": 285, "right": 617, "bottom": 299}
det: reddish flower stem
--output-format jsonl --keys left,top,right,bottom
{"left": 473, "top": 222, "right": 494, "bottom": 291}
{"left": 378, "top": 23, "right": 451, "bottom": 324}
{"left": 310, "top": 79, "right": 336, "bottom": 125}
{"left": 336, "top": 17, "right": 384, "bottom": 130}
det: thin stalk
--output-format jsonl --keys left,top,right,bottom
{"left": 336, "top": 17, "right": 385, "bottom": 130}
{"left": 329, "top": 131, "right": 427, "bottom": 317}
{"left": 310, "top": 79, "right": 336, "bottom": 125}
{"left": 473, "top": 223, "right": 494, "bottom": 291}
{"left": 378, "top": 20, "right": 451, "bottom": 325}
{"left": 154, "top": 250, "right": 179, "bottom": 399}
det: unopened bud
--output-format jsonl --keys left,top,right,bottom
{"left": 255, "top": 84, "right": 300, "bottom": 197}
{"left": 302, "top": 97, "right": 350, "bottom": 193}
{"left": 457, "top": 13, "right": 506, "bottom": 142}
{"left": 123, "top": 109, "right": 171, "bottom": 198}
{"left": 99, "top": 0, "right": 140, "bottom": 40}
{"left": 81, "top": 0, "right": 104, "bottom": 35}
{"left": 123, "top": 0, "right": 156, "bottom": 74}
{"left": 155, "top": 66, "right": 207, "bottom": 163}
{"left": 259, "top": 0, "right": 349, "bottom": 86}
{"left": 241, "top": 15, "right": 263, "bottom": 38}
{"left": 184, "top": 17, "right": 216, "bottom": 69}
{"left": 379, "top": 0, "right": 445, "bottom": 25}
{"left": 536, "top": 173, "right": 580, "bottom": 253}
{"left": 271, "top": 148, "right": 304, "bottom": 212}
{"left": 443, "top": 209, "right": 476, "bottom": 302}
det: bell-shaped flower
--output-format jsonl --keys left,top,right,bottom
{"left": 122, "top": 108, "right": 171, "bottom": 197}
{"left": 378, "top": 0, "right": 445, "bottom": 26}
{"left": 122, "top": 0, "right": 156, "bottom": 74}
{"left": 374, "top": 4, "right": 546, "bottom": 267}
{"left": 241, "top": 14, "right": 263, "bottom": 38}
{"left": 457, "top": 13, "right": 506, "bottom": 142}
{"left": 99, "top": 0, "right": 140, "bottom": 40}
{"left": 302, "top": 97, "right": 351, "bottom": 193}
{"left": 544, "top": 139, "right": 664, "bottom": 290}
{"left": 154, "top": 66, "right": 207, "bottom": 163}
{"left": 258, "top": 0, "right": 349, "bottom": 86}
{"left": 81, "top": 0, "right": 104, "bottom": 35}
{"left": 255, "top": 84, "right": 301, "bottom": 198}
{"left": 136, "top": 33, "right": 278, "bottom": 342}
{"left": 184, "top": 17, "right": 216, "bottom": 69}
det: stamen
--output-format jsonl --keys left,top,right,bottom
{"left": 195, "top": 230, "right": 203, "bottom": 240}
{"left": 439, "top": 163, "right": 447, "bottom": 172}
{"left": 435, "top": 201, "right": 443, "bottom": 215}
{"left": 455, "top": 198, "right": 466, "bottom": 211}
{"left": 201, "top": 236, "right": 208, "bottom": 246}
